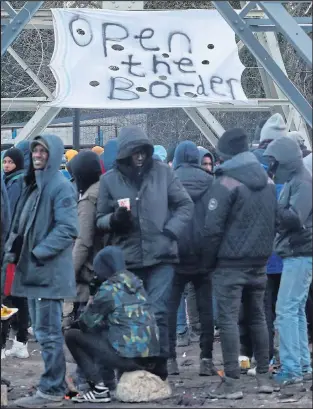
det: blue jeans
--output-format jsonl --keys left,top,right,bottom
{"left": 212, "top": 294, "right": 218, "bottom": 325}
{"left": 177, "top": 295, "right": 188, "bottom": 335}
{"left": 133, "top": 263, "right": 174, "bottom": 358}
{"left": 276, "top": 257, "right": 312, "bottom": 377}
{"left": 28, "top": 298, "right": 66, "bottom": 397}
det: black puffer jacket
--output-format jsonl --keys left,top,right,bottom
{"left": 96, "top": 126, "right": 194, "bottom": 270}
{"left": 203, "top": 151, "right": 277, "bottom": 269}
{"left": 264, "top": 137, "right": 312, "bottom": 258}
{"left": 174, "top": 141, "right": 213, "bottom": 274}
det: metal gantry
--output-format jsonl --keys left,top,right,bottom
{"left": 1, "top": 0, "right": 312, "bottom": 148}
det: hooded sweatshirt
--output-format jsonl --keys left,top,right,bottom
{"left": 203, "top": 151, "right": 277, "bottom": 269}
{"left": 70, "top": 151, "right": 102, "bottom": 301}
{"left": 174, "top": 141, "right": 213, "bottom": 274}
{"left": 198, "top": 147, "right": 215, "bottom": 173}
{"left": 70, "top": 150, "right": 102, "bottom": 195}
{"left": 78, "top": 246, "right": 160, "bottom": 358}
{"left": 264, "top": 137, "right": 312, "bottom": 258}
{"left": 260, "top": 113, "right": 287, "bottom": 143}
{"left": 7, "top": 134, "right": 78, "bottom": 300}
{"left": 303, "top": 153, "right": 312, "bottom": 175}
{"left": 1, "top": 182, "right": 11, "bottom": 260}
{"left": 3, "top": 148, "right": 25, "bottom": 216}
{"left": 253, "top": 114, "right": 287, "bottom": 179}
{"left": 15, "top": 140, "right": 31, "bottom": 171}
{"left": 288, "top": 131, "right": 312, "bottom": 158}
{"left": 153, "top": 145, "right": 167, "bottom": 162}
{"left": 96, "top": 126, "right": 193, "bottom": 270}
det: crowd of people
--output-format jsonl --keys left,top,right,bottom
{"left": 0, "top": 113, "right": 312, "bottom": 407}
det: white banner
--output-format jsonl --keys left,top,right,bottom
{"left": 48, "top": 8, "right": 248, "bottom": 109}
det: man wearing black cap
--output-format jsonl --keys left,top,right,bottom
{"left": 3, "top": 134, "right": 78, "bottom": 407}
{"left": 202, "top": 128, "right": 277, "bottom": 399}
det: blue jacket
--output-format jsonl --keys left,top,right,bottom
{"left": 1, "top": 183, "right": 11, "bottom": 260}
{"left": 5, "top": 134, "right": 78, "bottom": 299}
{"left": 100, "top": 139, "right": 118, "bottom": 172}
{"left": 4, "top": 170, "right": 24, "bottom": 217}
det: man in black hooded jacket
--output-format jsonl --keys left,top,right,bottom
{"left": 96, "top": 126, "right": 193, "bottom": 379}
{"left": 203, "top": 128, "right": 277, "bottom": 399}
{"left": 167, "top": 141, "right": 216, "bottom": 377}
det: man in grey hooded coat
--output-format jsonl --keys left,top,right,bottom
{"left": 3, "top": 134, "right": 78, "bottom": 407}
{"left": 264, "top": 137, "right": 312, "bottom": 385}
{"left": 96, "top": 126, "right": 193, "bottom": 380}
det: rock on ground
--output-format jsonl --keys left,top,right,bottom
{"left": 116, "top": 370, "right": 172, "bottom": 402}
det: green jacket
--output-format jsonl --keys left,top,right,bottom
{"left": 79, "top": 270, "right": 160, "bottom": 358}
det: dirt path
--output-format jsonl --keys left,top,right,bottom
{"left": 2, "top": 339, "right": 312, "bottom": 408}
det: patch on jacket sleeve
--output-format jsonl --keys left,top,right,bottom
{"left": 208, "top": 198, "right": 218, "bottom": 211}
{"left": 62, "top": 197, "right": 73, "bottom": 208}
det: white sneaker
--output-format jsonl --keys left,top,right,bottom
{"left": 28, "top": 327, "right": 34, "bottom": 336}
{"left": 5, "top": 339, "right": 29, "bottom": 359}
{"left": 247, "top": 367, "right": 257, "bottom": 376}
{"left": 1, "top": 349, "right": 6, "bottom": 360}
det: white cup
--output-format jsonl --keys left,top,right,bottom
{"left": 117, "top": 198, "right": 130, "bottom": 210}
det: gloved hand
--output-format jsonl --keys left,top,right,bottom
{"left": 69, "top": 320, "right": 80, "bottom": 330}
{"left": 110, "top": 206, "right": 133, "bottom": 234}
{"left": 89, "top": 275, "right": 103, "bottom": 296}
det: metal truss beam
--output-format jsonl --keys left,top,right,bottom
{"left": 257, "top": 31, "right": 311, "bottom": 147}
{"left": 239, "top": 1, "right": 258, "bottom": 18}
{"left": 240, "top": 1, "right": 310, "bottom": 147}
{"left": 212, "top": 1, "right": 312, "bottom": 128}
{"left": 257, "top": 1, "right": 312, "bottom": 66}
{"left": 183, "top": 108, "right": 219, "bottom": 146}
{"left": 1, "top": 1, "right": 44, "bottom": 56}
{"left": 196, "top": 108, "right": 225, "bottom": 137}
{"left": 12, "top": 106, "right": 61, "bottom": 144}
{"left": 2, "top": 1, "right": 17, "bottom": 19}
{"left": 1, "top": 97, "right": 293, "bottom": 112}
{"left": 1, "top": 97, "right": 49, "bottom": 111}
{"left": 1, "top": 9, "right": 311, "bottom": 32}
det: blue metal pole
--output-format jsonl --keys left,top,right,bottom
{"left": 1, "top": 1, "right": 44, "bottom": 56}
{"left": 73, "top": 109, "right": 80, "bottom": 150}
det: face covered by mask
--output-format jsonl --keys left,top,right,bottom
{"left": 267, "top": 156, "right": 279, "bottom": 180}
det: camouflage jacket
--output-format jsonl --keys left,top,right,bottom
{"left": 78, "top": 270, "right": 160, "bottom": 358}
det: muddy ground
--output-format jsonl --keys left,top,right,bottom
{"left": 2, "top": 338, "right": 312, "bottom": 408}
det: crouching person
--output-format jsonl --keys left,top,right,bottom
{"left": 65, "top": 246, "right": 160, "bottom": 404}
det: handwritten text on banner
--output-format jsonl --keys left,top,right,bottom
{"left": 48, "top": 9, "right": 248, "bottom": 109}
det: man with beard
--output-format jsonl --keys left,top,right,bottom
{"left": 96, "top": 126, "right": 193, "bottom": 381}
{"left": 3, "top": 135, "right": 78, "bottom": 407}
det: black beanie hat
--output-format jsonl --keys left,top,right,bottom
{"left": 4, "top": 148, "right": 24, "bottom": 171}
{"left": 93, "top": 246, "right": 126, "bottom": 283}
{"left": 217, "top": 128, "right": 249, "bottom": 160}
